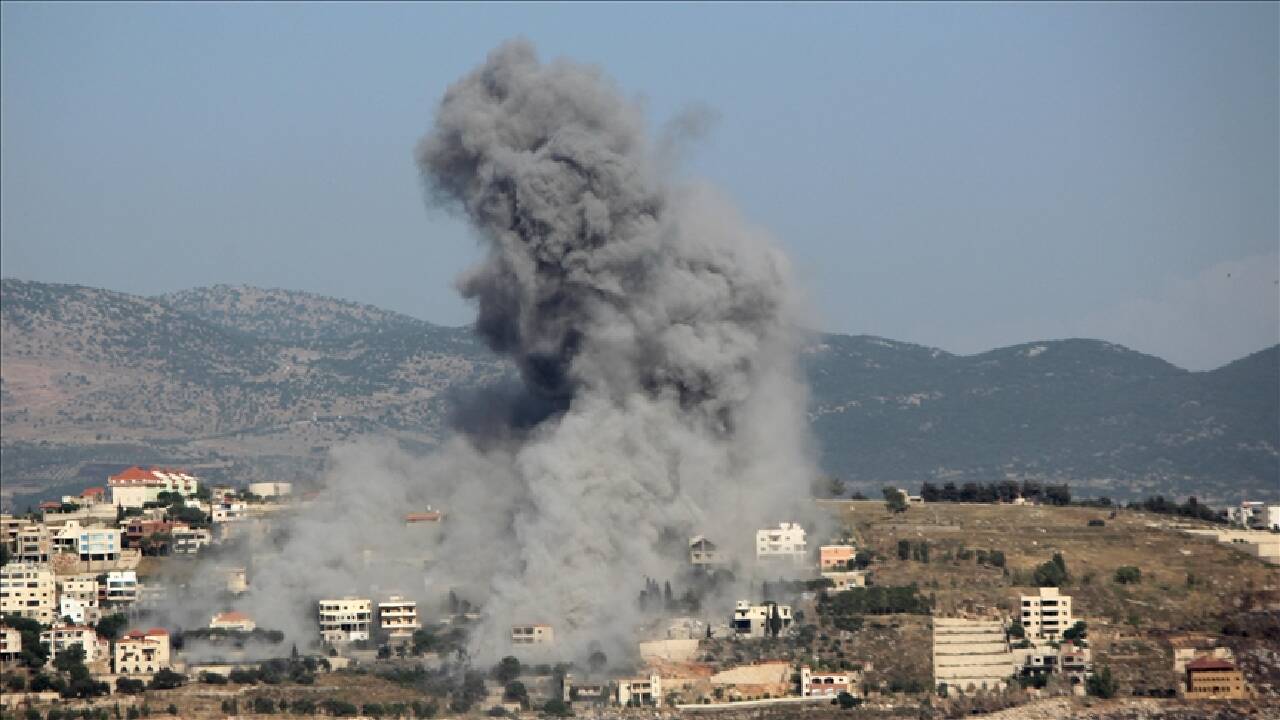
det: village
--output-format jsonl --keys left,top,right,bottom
{"left": 1, "top": 468, "right": 1277, "bottom": 719}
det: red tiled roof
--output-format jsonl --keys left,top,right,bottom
{"left": 39, "top": 501, "right": 61, "bottom": 510}
{"left": 1186, "top": 656, "right": 1236, "bottom": 672}
{"left": 213, "top": 611, "right": 251, "bottom": 623}
{"left": 80, "top": 487, "right": 106, "bottom": 497}
{"left": 405, "top": 511, "right": 443, "bottom": 523}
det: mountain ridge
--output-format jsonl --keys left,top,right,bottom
{"left": 2, "top": 277, "right": 1275, "bottom": 506}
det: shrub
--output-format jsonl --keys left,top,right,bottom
{"left": 116, "top": 677, "right": 146, "bottom": 694}
{"left": 199, "top": 671, "right": 227, "bottom": 684}
{"left": 1114, "top": 566, "right": 1141, "bottom": 584}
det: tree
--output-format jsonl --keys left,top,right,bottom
{"left": 1033, "top": 553, "right": 1069, "bottom": 587}
{"left": 492, "top": 656, "right": 521, "bottom": 684}
{"left": 1086, "top": 666, "right": 1118, "bottom": 698}
{"left": 919, "top": 482, "right": 940, "bottom": 503}
{"left": 897, "top": 539, "right": 911, "bottom": 561}
{"left": 1062, "top": 621, "right": 1087, "bottom": 643}
{"left": 767, "top": 603, "right": 783, "bottom": 638}
{"left": 149, "top": 669, "right": 186, "bottom": 690}
{"left": 541, "top": 699, "right": 573, "bottom": 717}
{"left": 836, "top": 691, "right": 860, "bottom": 709}
{"left": 663, "top": 581, "right": 674, "bottom": 610}
{"left": 1114, "top": 566, "right": 1141, "bottom": 584}
{"left": 116, "top": 678, "right": 146, "bottom": 694}
{"left": 829, "top": 477, "right": 846, "bottom": 498}
{"left": 883, "top": 487, "right": 908, "bottom": 514}
{"left": 503, "top": 680, "right": 529, "bottom": 707}
{"left": 95, "top": 614, "right": 129, "bottom": 641}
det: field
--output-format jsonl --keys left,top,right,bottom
{"left": 825, "top": 500, "right": 1280, "bottom": 694}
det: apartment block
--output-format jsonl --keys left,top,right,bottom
{"left": 731, "top": 600, "right": 793, "bottom": 638}
{"left": 318, "top": 597, "right": 372, "bottom": 644}
{"left": 114, "top": 628, "right": 171, "bottom": 677}
{"left": 0, "top": 563, "right": 56, "bottom": 624}
{"left": 14, "top": 525, "right": 52, "bottom": 564}
{"left": 104, "top": 571, "right": 139, "bottom": 608}
{"left": 1019, "top": 587, "right": 1073, "bottom": 640}
{"left": 511, "top": 624, "right": 555, "bottom": 645}
{"left": 0, "top": 624, "right": 20, "bottom": 663}
{"left": 41, "top": 623, "right": 109, "bottom": 664}
{"left": 378, "top": 595, "right": 421, "bottom": 641}
{"left": 755, "top": 522, "right": 807, "bottom": 563}
{"left": 171, "top": 525, "right": 212, "bottom": 555}
{"left": 616, "top": 674, "right": 662, "bottom": 706}
{"left": 109, "top": 467, "right": 200, "bottom": 508}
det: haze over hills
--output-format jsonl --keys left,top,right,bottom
{"left": 1, "top": 278, "right": 1276, "bottom": 507}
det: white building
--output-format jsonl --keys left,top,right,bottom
{"left": 212, "top": 501, "right": 248, "bottom": 523}
{"left": 731, "top": 600, "right": 793, "bottom": 638}
{"left": 511, "top": 624, "right": 554, "bottom": 645}
{"left": 616, "top": 674, "right": 662, "bottom": 706}
{"left": 109, "top": 467, "right": 200, "bottom": 508}
{"left": 104, "top": 571, "right": 139, "bottom": 608}
{"left": 56, "top": 523, "right": 121, "bottom": 562}
{"left": 59, "top": 595, "right": 101, "bottom": 625}
{"left": 378, "top": 596, "right": 420, "bottom": 641}
{"left": 210, "top": 611, "right": 256, "bottom": 631}
{"left": 800, "top": 666, "right": 854, "bottom": 697}
{"left": 755, "top": 522, "right": 807, "bottom": 563}
{"left": 1019, "top": 587, "right": 1073, "bottom": 640}
{"left": 248, "top": 482, "right": 292, "bottom": 498}
{"left": 1226, "top": 501, "right": 1280, "bottom": 531}
{"left": 114, "top": 628, "right": 171, "bottom": 677}
{"left": 821, "top": 570, "right": 868, "bottom": 592}
{"left": 0, "top": 563, "right": 56, "bottom": 623}
{"left": 41, "top": 623, "right": 109, "bottom": 664}
{"left": 318, "top": 597, "right": 372, "bottom": 644}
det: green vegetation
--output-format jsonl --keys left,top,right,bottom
{"left": 1113, "top": 566, "right": 1142, "bottom": 584}
{"left": 818, "top": 585, "right": 932, "bottom": 619}
{"left": 1086, "top": 666, "right": 1118, "bottom": 698}
{"left": 1032, "top": 553, "right": 1069, "bottom": 587}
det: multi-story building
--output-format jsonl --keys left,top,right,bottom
{"left": 103, "top": 571, "right": 138, "bottom": 608}
{"left": 731, "top": 601, "right": 793, "bottom": 638}
{"left": 248, "top": 482, "right": 292, "bottom": 498}
{"left": 819, "top": 545, "right": 856, "bottom": 571}
{"left": 1057, "top": 641, "right": 1092, "bottom": 684}
{"left": 0, "top": 563, "right": 56, "bottom": 623}
{"left": 113, "top": 628, "right": 171, "bottom": 677}
{"left": 210, "top": 611, "right": 256, "bottom": 631}
{"left": 171, "top": 525, "right": 211, "bottom": 555}
{"left": 0, "top": 515, "right": 23, "bottom": 548}
{"left": 109, "top": 467, "right": 200, "bottom": 508}
{"left": 1226, "top": 501, "right": 1280, "bottom": 531}
{"left": 378, "top": 596, "right": 420, "bottom": 641}
{"left": 0, "top": 624, "right": 21, "bottom": 663}
{"left": 1019, "top": 587, "right": 1073, "bottom": 640}
{"left": 41, "top": 623, "right": 109, "bottom": 664}
{"left": 55, "top": 523, "right": 122, "bottom": 562}
{"left": 688, "top": 536, "right": 724, "bottom": 566}
{"left": 511, "top": 624, "right": 554, "bottom": 645}
{"left": 800, "top": 667, "right": 853, "bottom": 697}
{"left": 212, "top": 501, "right": 247, "bottom": 523}
{"left": 59, "top": 595, "right": 101, "bottom": 625}
{"left": 755, "top": 522, "right": 807, "bottom": 564}
{"left": 14, "top": 524, "right": 52, "bottom": 564}
{"left": 318, "top": 597, "right": 372, "bottom": 644}
{"left": 616, "top": 674, "right": 662, "bottom": 706}
{"left": 1185, "top": 656, "right": 1247, "bottom": 699}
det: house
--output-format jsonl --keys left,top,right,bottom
{"left": 247, "top": 482, "right": 292, "bottom": 498}
{"left": 41, "top": 623, "right": 108, "bottom": 664}
{"left": 318, "top": 597, "right": 372, "bottom": 644}
{"left": 211, "top": 501, "right": 247, "bottom": 523}
{"left": 821, "top": 570, "right": 868, "bottom": 592}
{"left": 1019, "top": 587, "right": 1073, "bottom": 640}
{"left": 113, "top": 628, "right": 171, "bottom": 677}
{"left": 378, "top": 596, "right": 420, "bottom": 642}
{"left": 755, "top": 522, "right": 807, "bottom": 563}
{"left": 1058, "top": 641, "right": 1092, "bottom": 684}
{"left": 511, "top": 624, "right": 554, "bottom": 645}
{"left": 171, "top": 525, "right": 211, "bottom": 555}
{"left": 689, "top": 535, "right": 724, "bottom": 566}
{"left": 560, "top": 673, "right": 609, "bottom": 704}
{"left": 800, "top": 666, "right": 853, "bottom": 697}
{"left": 109, "top": 467, "right": 200, "bottom": 508}
{"left": 0, "top": 563, "right": 56, "bottom": 623}
{"left": 616, "top": 674, "right": 662, "bottom": 706}
{"left": 732, "top": 600, "right": 792, "bottom": 638}
{"left": 103, "top": 571, "right": 138, "bottom": 608}
{"left": 52, "top": 522, "right": 121, "bottom": 562}
{"left": 1226, "top": 501, "right": 1280, "bottom": 531}
{"left": 1185, "top": 656, "right": 1247, "bottom": 700}
{"left": 0, "top": 625, "right": 22, "bottom": 663}
{"left": 819, "top": 545, "right": 856, "bottom": 571}
{"left": 210, "top": 611, "right": 256, "bottom": 632}
{"left": 59, "top": 595, "right": 101, "bottom": 626}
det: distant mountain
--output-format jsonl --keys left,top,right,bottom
{"left": 1, "top": 279, "right": 1275, "bottom": 507}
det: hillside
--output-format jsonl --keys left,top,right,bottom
{"left": 1, "top": 279, "right": 1276, "bottom": 506}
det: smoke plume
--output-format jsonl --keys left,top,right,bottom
{"left": 217, "top": 39, "right": 821, "bottom": 665}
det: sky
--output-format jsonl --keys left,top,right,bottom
{"left": 1, "top": 2, "right": 1276, "bottom": 371}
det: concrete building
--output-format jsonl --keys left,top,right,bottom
{"left": 731, "top": 601, "right": 793, "bottom": 638}
{"left": 318, "top": 597, "right": 372, "bottom": 644}
{"left": 378, "top": 596, "right": 420, "bottom": 642}
{"left": 1019, "top": 587, "right": 1073, "bottom": 640}
{"left": 57, "top": 523, "right": 121, "bottom": 562}
{"left": 41, "top": 623, "right": 108, "bottom": 664}
{"left": 212, "top": 501, "right": 247, "bottom": 523}
{"left": 59, "top": 595, "right": 101, "bottom": 625}
{"left": 171, "top": 525, "right": 211, "bottom": 555}
{"left": 104, "top": 571, "right": 138, "bottom": 608}
{"left": 14, "top": 525, "right": 52, "bottom": 564}
{"left": 0, "top": 624, "right": 20, "bottom": 663}
{"left": 109, "top": 467, "right": 200, "bottom": 508}
{"left": 511, "top": 624, "right": 555, "bottom": 645}
{"left": 223, "top": 566, "right": 249, "bottom": 594}
{"left": 689, "top": 536, "right": 724, "bottom": 566}
{"left": 210, "top": 611, "right": 256, "bottom": 631}
{"left": 1185, "top": 656, "right": 1247, "bottom": 700}
{"left": 113, "top": 628, "right": 171, "bottom": 677}
{"left": 0, "top": 563, "right": 56, "bottom": 624}
{"left": 821, "top": 571, "right": 868, "bottom": 592}
{"left": 616, "top": 674, "right": 662, "bottom": 706}
{"left": 932, "top": 618, "right": 1015, "bottom": 695}
{"left": 819, "top": 545, "right": 856, "bottom": 571}
{"left": 1, "top": 515, "right": 25, "bottom": 547}
{"left": 248, "top": 482, "right": 293, "bottom": 498}
{"left": 755, "top": 522, "right": 807, "bottom": 563}
{"left": 799, "top": 666, "right": 853, "bottom": 697}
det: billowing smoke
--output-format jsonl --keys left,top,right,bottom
{"left": 204, "top": 39, "right": 822, "bottom": 665}
{"left": 411, "top": 39, "right": 820, "bottom": 659}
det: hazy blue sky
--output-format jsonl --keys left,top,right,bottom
{"left": 2, "top": 2, "right": 1276, "bottom": 370}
